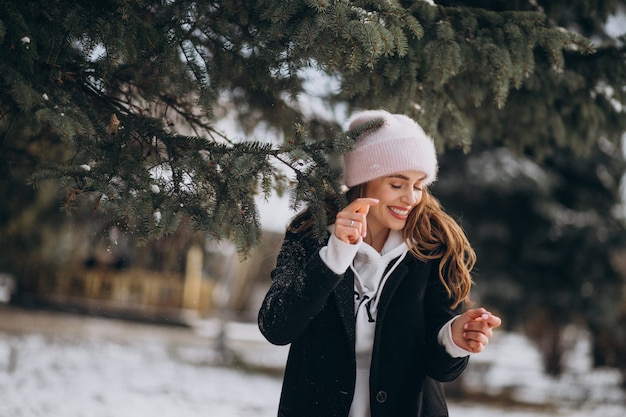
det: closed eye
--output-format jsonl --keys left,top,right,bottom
{"left": 391, "top": 183, "right": 422, "bottom": 191}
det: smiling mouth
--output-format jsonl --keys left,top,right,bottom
{"left": 389, "top": 206, "right": 410, "bottom": 219}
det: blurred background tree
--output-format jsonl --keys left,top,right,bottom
{"left": 1, "top": 0, "right": 625, "bottom": 384}
{"left": 428, "top": 1, "right": 626, "bottom": 382}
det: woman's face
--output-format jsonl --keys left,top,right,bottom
{"left": 364, "top": 170, "right": 426, "bottom": 236}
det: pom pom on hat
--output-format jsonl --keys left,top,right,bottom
{"left": 343, "top": 110, "right": 438, "bottom": 187}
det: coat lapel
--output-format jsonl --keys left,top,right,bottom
{"left": 376, "top": 262, "right": 409, "bottom": 325}
{"left": 334, "top": 269, "right": 356, "bottom": 346}
{"left": 332, "top": 258, "right": 413, "bottom": 347}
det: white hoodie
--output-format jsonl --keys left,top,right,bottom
{"left": 320, "top": 228, "right": 470, "bottom": 417}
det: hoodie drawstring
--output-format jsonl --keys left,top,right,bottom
{"left": 351, "top": 250, "right": 408, "bottom": 321}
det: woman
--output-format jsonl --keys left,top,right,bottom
{"left": 258, "top": 110, "right": 501, "bottom": 417}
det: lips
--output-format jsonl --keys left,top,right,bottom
{"left": 388, "top": 206, "right": 410, "bottom": 220}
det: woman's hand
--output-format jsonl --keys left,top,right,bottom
{"left": 334, "top": 198, "right": 379, "bottom": 245}
{"left": 451, "top": 308, "right": 502, "bottom": 353}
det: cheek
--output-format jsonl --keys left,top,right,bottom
{"left": 369, "top": 205, "right": 389, "bottom": 225}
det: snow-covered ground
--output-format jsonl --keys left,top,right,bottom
{"left": 0, "top": 305, "right": 625, "bottom": 417}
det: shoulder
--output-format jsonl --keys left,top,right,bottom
{"left": 287, "top": 210, "right": 330, "bottom": 240}
{"left": 287, "top": 209, "right": 315, "bottom": 234}
{"left": 403, "top": 250, "right": 442, "bottom": 282}
{"left": 278, "top": 210, "right": 329, "bottom": 256}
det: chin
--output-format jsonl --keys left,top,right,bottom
{"left": 388, "top": 220, "right": 407, "bottom": 231}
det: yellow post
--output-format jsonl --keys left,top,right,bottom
{"left": 182, "top": 245, "right": 203, "bottom": 314}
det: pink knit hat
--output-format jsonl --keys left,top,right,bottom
{"left": 343, "top": 110, "right": 438, "bottom": 187}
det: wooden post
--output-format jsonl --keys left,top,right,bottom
{"left": 182, "top": 245, "right": 203, "bottom": 315}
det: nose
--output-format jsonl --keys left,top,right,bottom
{"left": 401, "top": 189, "right": 418, "bottom": 206}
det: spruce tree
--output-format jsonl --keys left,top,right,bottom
{"left": 0, "top": 0, "right": 604, "bottom": 252}
{"left": 429, "top": 0, "right": 626, "bottom": 381}
{"left": 2, "top": 0, "right": 626, "bottom": 386}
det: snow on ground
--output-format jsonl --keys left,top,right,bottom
{"left": 0, "top": 306, "right": 625, "bottom": 417}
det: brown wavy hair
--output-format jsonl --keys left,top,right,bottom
{"left": 347, "top": 184, "right": 475, "bottom": 309}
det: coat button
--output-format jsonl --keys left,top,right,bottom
{"left": 375, "top": 390, "right": 388, "bottom": 403}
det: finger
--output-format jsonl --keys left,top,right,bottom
{"left": 337, "top": 208, "right": 371, "bottom": 241}
{"left": 345, "top": 198, "right": 379, "bottom": 215}
{"left": 354, "top": 199, "right": 378, "bottom": 237}
{"left": 340, "top": 198, "right": 377, "bottom": 238}
{"left": 485, "top": 314, "right": 502, "bottom": 328}
{"left": 336, "top": 212, "right": 367, "bottom": 231}
{"left": 464, "top": 307, "right": 489, "bottom": 322}
{"left": 466, "top": 308, "right": 501, "bottom": 328}
{"left": 460, "top": 335, "right": 483, "bottom": 353}
{"left": 345, "top": 217, "right": 362, "bottom": 233}
{"left": 474, "top": 312, "right": 502, "bottom": 329}
{"left": 467, "top": 340, "right": 486, "bottom": 353}
{"left": 463, "top": 330, "right": 489, "bottom": 347}
{"left": 463, "top": 321, "right": 493, "bottom": 339}
{"left": 348, "top": 216, "right": 366, "bottom": 238}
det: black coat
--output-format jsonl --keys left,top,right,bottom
{"left": 258, "top": 225, "right": 468, "bottom": 417}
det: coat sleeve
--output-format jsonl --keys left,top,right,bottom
{"left": 258, "top": 228, "right": 346, "bottom": 346}
{"left": 422, "top": 262, "right": 469, "bottom": 382}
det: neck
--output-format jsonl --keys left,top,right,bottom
{"left": 364, "top": 228, "right": 390, "bottom": 252}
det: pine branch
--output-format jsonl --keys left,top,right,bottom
{"left": 2, "top": 0, "right": 619, "bottom": 254}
